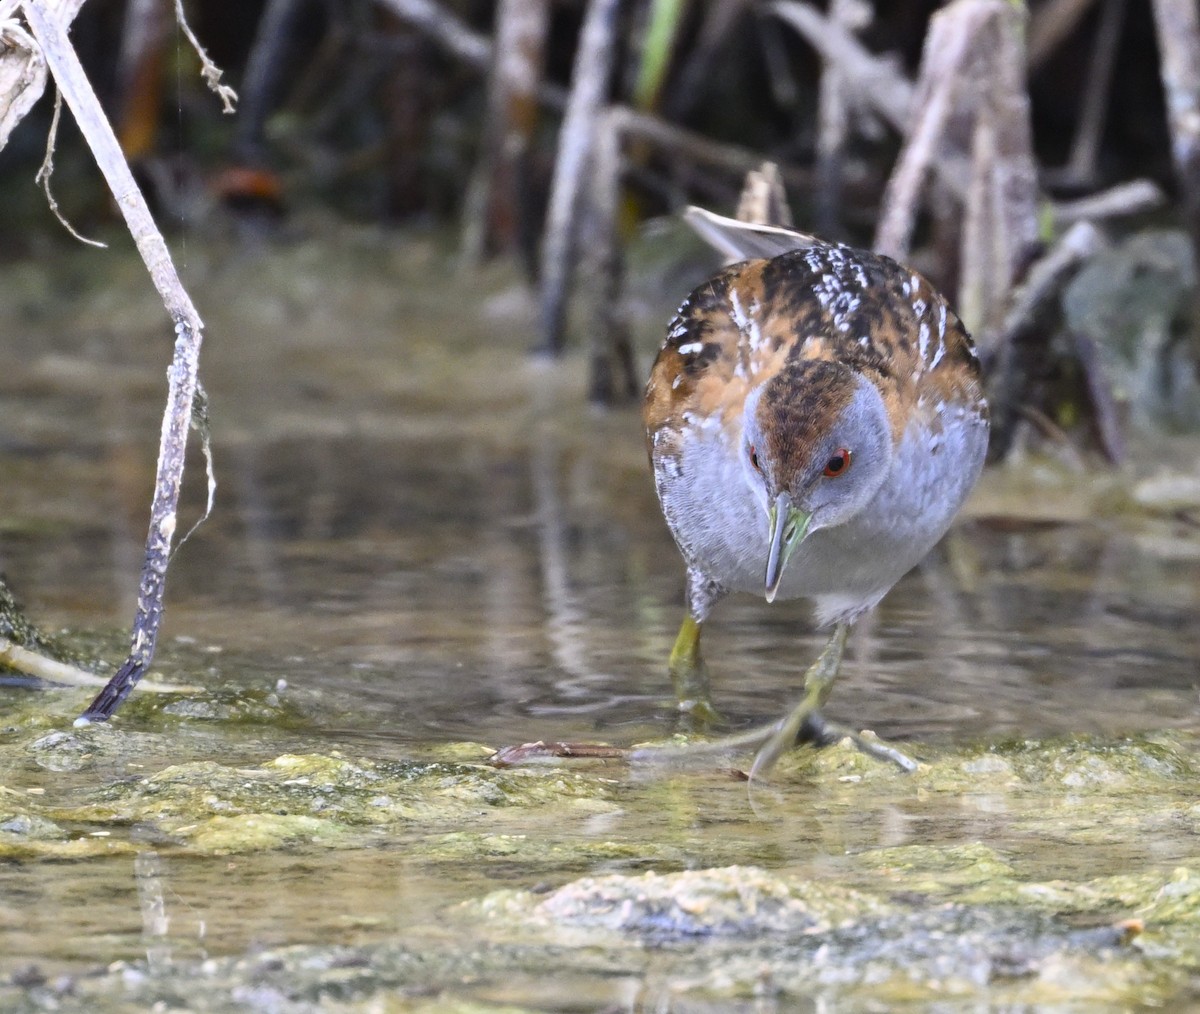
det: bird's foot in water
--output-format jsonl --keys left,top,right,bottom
{"left": 742, "top": 624, "right": 915, "bottom": 778}
{"left": 675, "top": 695, "right": 724, "bottom": 733}
{"left": 667, "top": 615, "right": 725, "bottom": 732}
{"left": 749, "top": 707, "right": 918, "bottom": 779}
{"left": 794, "top": 712, "right": 918, "bottom": 773}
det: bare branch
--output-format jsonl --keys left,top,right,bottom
{"left": 374, "top": 0, "right": 491, "bottom": 66}
{"left": 770, "top": 0, "right": 913, "bottom": 132}
{"left": 21, "top": 1, "right": 210, "bottom": 722}
{"left": 1051, "top": 179, "right": 1166, "bottom": 225}
{"left": 35, "top": 87, "right": 106, "bottom": 247}
{"left": 0, "top": 12, "right": 45, "bottom": 149}
{"left": 173, "top": 0, "right": 237, "bottom": 113}
{"left": 1, "top": 637, "right": 201, "bottom": 694}
{"left": 1028, "top": 0, "right": 1099, "bottom": 70}
{"left": 538, "top": 0, "right": 621, "bottom": 354}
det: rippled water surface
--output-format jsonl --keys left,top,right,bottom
{"left": 1, "top": 223, "right": 1198, "bottom": 1006}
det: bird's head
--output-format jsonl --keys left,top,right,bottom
{"left": 741, "top": 361, "right": 894, "bottom": 601}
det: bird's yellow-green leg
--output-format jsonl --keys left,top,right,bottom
{"left": 667, "top": 614, "right": 721, "bottom": 727}
{"left": 749, "top": 623, "right": 917, "bottom": 779}
{"left": 749, "top": 624, "right": 847, "bottom": 778}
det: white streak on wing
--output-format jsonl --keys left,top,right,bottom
{"left": 729, "top": 288, "right": 747, "bottom": 331}
{"left": 929, "top": 302, "right": 948, "bottom": 368}
{"left": 747, "top": 298, "right": 763, "bottom": 349}
{"left": 917, "top": 321, "right": 930, "bottom": 361}
{"left": 729, "top": 288, "right": 765, "bottom": 351}
{"left": 677, "top": 341, "right": 704, "bottom": 355}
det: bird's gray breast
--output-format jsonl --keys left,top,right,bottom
{"left": 656, "top": 404, "right": 988, "bottom": 620}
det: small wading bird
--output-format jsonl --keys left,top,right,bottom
{"left": 643, "top": 208, "right": 989, "bottom": 776}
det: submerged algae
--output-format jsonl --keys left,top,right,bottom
{"left": 2, "top": 744, "right": 624, "bottom": 859}
{"left": 462, "top": 866, "right": 1172, "bottom": 1007}
{"left": 3, "top": 864, "right": 1196, "bottom": 1010}
{"left": 2, "top": 731, "right": 1200, "bottom": 1008}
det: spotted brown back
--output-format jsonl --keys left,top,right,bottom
{"left": 644, "top": 243, "right": 985, "bottom": 465}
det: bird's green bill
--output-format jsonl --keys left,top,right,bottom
{"left": 765, "top": 492, "right": 811, "bottom": 603}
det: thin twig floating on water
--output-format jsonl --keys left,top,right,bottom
{"left": 0, "top": 638, "right": 200, "bottom": 695}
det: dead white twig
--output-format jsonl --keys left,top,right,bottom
{"left": 1028, "top": 0, "right": 1100, "bottom": 70}
{"left": 537, "top": 0, "right": 621, "bottom": 354}
{"left": 172, "top": 0, "right": 237, "bottom": 113}
{"left": 875, "top": 0, "right": 1038, "bottom": 343}
{"left": 35, "top": 87, "right": 106, "bottom": 247}
{"left": 374, "top": 0, "right": 491, "bottom": 66}
{"left": 770, "top": 0, "right": 912, "bottom": 131}
{"left": 986, "top": 221, "right": 1109, "bottom": 456}
{"left": 17, "top": 0, "right": 225, "bottom": 722}
{"left": 1051, "top": 179, "right": 1165, "bottom": 225}
{"left": 0, "top": 7, "right": 46, "bottom": 148}
{"left": 1, "top": 637, "right": 201, "bottom": 694}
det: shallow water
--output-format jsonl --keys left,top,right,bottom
{"left": 1, "top": 220, "right": 1199, "bottom": 1008}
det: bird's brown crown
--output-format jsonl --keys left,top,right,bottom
{"left": 757, "top": 359, "right": 858, "bottom": 482}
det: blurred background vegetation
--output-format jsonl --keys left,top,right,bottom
{"left": 1, "top": 0, "right": 1197, "bottom": 447}
{"left": 0, "top": 1, "right": 1175, "bottom": 225}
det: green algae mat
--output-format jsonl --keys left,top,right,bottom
{"left": 3, "top": 711, "right": 1199, "bottom": 1011}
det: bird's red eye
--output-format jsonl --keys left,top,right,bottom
{"left": 823, "top": 448, "right": 852, "bottom": 477}
{"left": 749, "top": 445, "right": 761, "bottom": 472}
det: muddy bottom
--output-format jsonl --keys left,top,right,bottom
{"left": 1, "top": 219, "right": 1198, "bottom": 1010}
